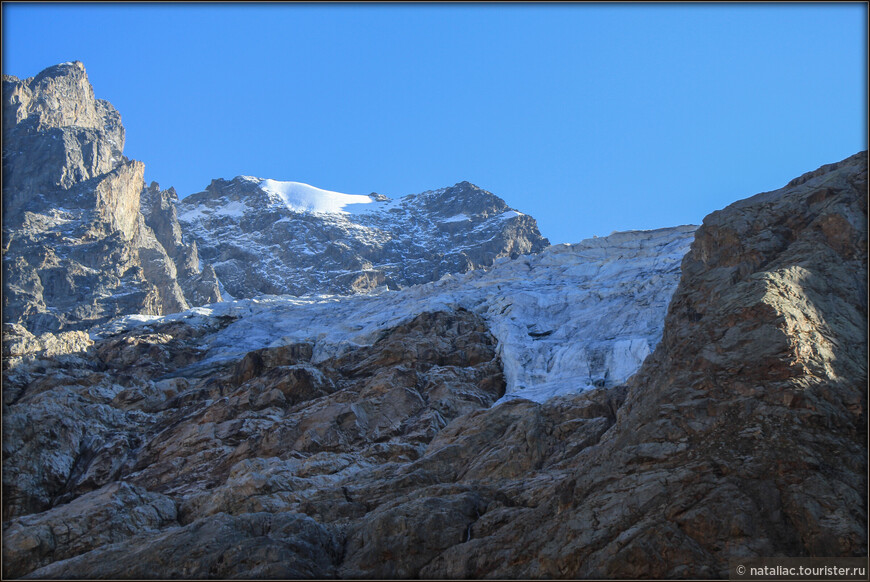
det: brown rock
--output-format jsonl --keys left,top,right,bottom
{"left": 2, "top": 481, "right": 176, "bottom": 579}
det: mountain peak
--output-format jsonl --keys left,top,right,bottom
{"left": 177, "top": 177, "right": 549, "bottom": 298}
{"left": 2, "top": 60, "right": 220, "bottom": 333}
{"left": 4, "top": 60, "right": 109, "bottom": 135}
{"left": 31, "top": 60, "right": 87, "bottom": 81}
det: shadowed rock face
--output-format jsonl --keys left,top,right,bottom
{"left": 139, "top": 181, "right": 222, "bottom": 308}
{"left": 2, "top": 62, "right": 220, "bottom": 334}
{"left": 177, "top": 177, "right": 550, "bottom": 299}
{"left": 409, "top": 151, "right": 867, "bottom": 579}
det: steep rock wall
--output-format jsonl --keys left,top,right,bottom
{"left": 2, "top": 62, "right": 220, "bottom": 333}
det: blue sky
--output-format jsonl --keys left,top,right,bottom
{"left": 3, "top": 3, "right": 867, "bottom": 244}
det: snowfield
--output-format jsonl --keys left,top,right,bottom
{"left": 259, "top": 179, "right": 378, "bottom": 215}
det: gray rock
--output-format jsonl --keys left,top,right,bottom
{"left": 177, "top": 177, "right": 550, "bottom": 299}
{"left": 23, "top": 511, "right": 342, "bottom": 580}
{"left": 140, "top": 181, "right": 222, "bottom": 306}
{"left": 2, "top": 481, "right": 176, "bottom": 579}
{"left": 2, "top": 62, "right": 221, "bottom": 334}
{"left": 2, "top": 308, "right": 505, "bottom": 578}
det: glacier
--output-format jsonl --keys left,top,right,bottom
{"left": 93, "top": 224, "right": 697, "bottom": 404}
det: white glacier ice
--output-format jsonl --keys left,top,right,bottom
{"left": 93, "top": 225, "right": 697, "bottom": 405}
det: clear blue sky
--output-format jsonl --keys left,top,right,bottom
{"left": 3, "top": 3, "right": 867, "bottom": 244}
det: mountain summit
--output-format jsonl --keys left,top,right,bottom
{"left": 2, "top": 62, "right": 221, "bottom": 333}
{"left": 177, "top": 176, "right": 550, "bottom": 298}
{"left": 2, "top": 61, "right": 547, "bottom": 328}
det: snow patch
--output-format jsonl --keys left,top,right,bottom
{"left": 259, "top": 180, "right": 375, "bottom": 215}
{"left": 214, "top": 200, "right": 249, "bottom": 218}
{"left": 178, "top": 206, "right": 208, "bottom": 222}
{"left": 442, "top": 213, "right": 471, "bottom": 223}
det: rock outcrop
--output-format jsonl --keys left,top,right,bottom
{"left": 2, "top": 62, "right": 220, "bottom": 334}
{"left": 177, "top": 177, "right": 550, "bottom": 298}
{"left": 430, "top": 150, "right": 868, "bottom": 578}
{"left": 139, "top": 181, "right": 222, "bottom": 307}
{"left": 2, "top": 307, "right": 505, "bottom": 578}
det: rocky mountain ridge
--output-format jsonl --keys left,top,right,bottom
{"left": 176, "top": 176, "right": 550, "bottom": 298}
{"left": 2, "top": 61, "right": 221, "bottom": 334}
{"left": 3, "top": 61, "right": 551, "bottom": 331}
{"left": 2, "top": 60, "right": 866, "bottom": 579}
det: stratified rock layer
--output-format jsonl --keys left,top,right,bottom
{"left": 177, "top": 177, "right": 550, "bottom": 299}
{"left": 2, "top": 62, "right": 220, "bottom": 334}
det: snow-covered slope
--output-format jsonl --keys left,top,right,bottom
{"left": 176, "top": 177, "right": 549, "bottom": 299}
{"left": 94, "top": 225, "right": 697, "bottom": 403}
{"left": 259, "top": 180, "right": 379, "bottom": 214}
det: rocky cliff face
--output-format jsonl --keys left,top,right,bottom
{"left": 2, "top": 151, "right": 865, "bottom": 578}
{"left": 2, "top": 307, "right": 506, "bottom": 578}
{"left": 139, "top": 181, "right": 223, "bottom": 307}
{"left": 2, "top": 62, "right": 220, "bottom": 334}
{"left": 177, "top": 177, "right": 550, "bottom": 298}
{"left": 402, "top": 151, "right": 867, "bottom": 579}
